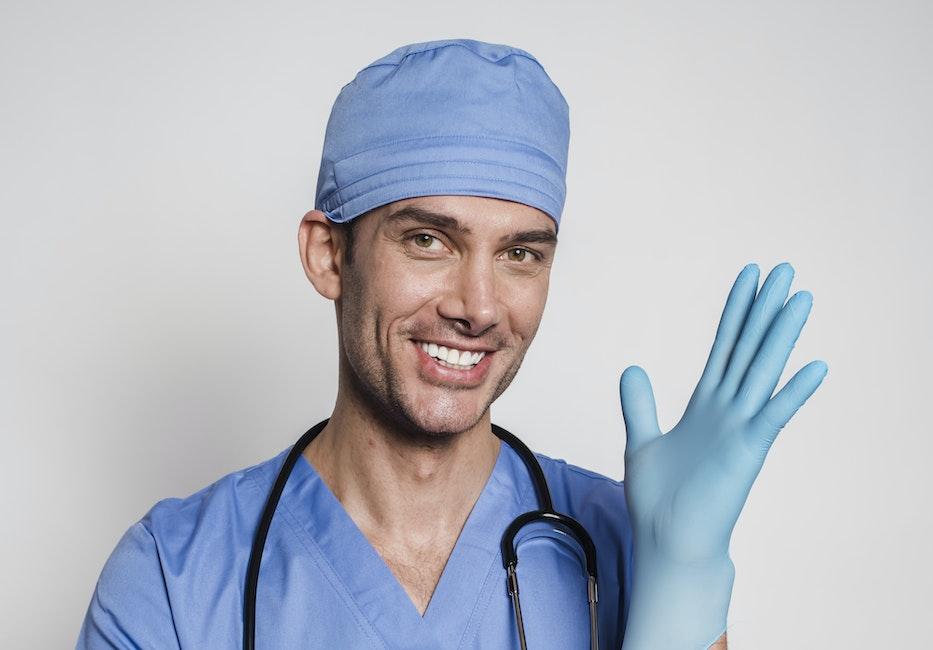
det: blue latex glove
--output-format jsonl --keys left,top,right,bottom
{"left": 619, "top": 262, "right": 828, "bottom": 649}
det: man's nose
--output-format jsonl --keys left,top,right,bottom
{"left": 436, "top": 256, "right": 501, "bottom": 335}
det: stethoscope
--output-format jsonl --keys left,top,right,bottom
{"left": 243, "top": 418, "right": 602, "bottom": 650}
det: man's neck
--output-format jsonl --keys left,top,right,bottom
{"left": 303, "top": 402, "right": 501, "bottom": 550}
{"left": 302, "top": 402, "right": 501, "bottom": 614}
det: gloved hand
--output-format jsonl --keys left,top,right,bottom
{"left": 618, "top": 262, "right": 828, "bottom": 649}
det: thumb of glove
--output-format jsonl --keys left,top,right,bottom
{"left": 619, "top": 365, "right": 662, "bottom": 458}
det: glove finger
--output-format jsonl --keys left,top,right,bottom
{"left": 744, "top": 359, "right": 828, "bottom": 458}
{"left": 696, "top": 263, "right": 759, "bottom": 394}
{"left": 619, "top": 365, "right": 662, "bottom": 457}
{"left": 735, "top": 290, "right": 813, "bottom": 417}
{"left": 720, "top": 263, "right": 795, "bottom": 398}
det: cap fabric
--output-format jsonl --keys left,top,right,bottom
{"left": 313, "top": 38, "right": 570, "bottom": 233}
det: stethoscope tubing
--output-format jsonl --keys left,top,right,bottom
{"left": 243, "top": 419, "right": 327, "bottom": 650}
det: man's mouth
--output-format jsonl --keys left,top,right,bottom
{"left": 411, "top": 339, "right": 496, "bottom": 386}
{"left": 415, "top": 340, "right": 486, "bottom": 370}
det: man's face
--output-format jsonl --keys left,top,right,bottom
{"left": 335, "top": 195, "right": 558, "bottom": 440}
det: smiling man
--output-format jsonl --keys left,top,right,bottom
{"left": 79, "top": 38, "right": 827, "bottom": 649}
{"left": 296, "top": 194, "right": 560, "bottom": 624}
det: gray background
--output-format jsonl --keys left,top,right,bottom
{"left": 2, "top": 0, "right": 930, "bottom": 647}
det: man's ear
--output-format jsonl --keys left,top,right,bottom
{"left": 298, "top": 210, "right": 344, "bottom": 300}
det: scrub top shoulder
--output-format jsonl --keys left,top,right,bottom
{"left": 77, "top": 436, "right": 633, "bottom": 649}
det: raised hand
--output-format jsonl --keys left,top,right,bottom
{"left": 618, "top": 262, "right": 828, "bottom": 649}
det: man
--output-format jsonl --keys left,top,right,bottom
{"left": 78, "top": 39, "right": 827, "bottom": 649}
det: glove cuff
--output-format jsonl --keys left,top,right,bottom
{"left": 622, "top": 552, "right": 735, "bottom": 649}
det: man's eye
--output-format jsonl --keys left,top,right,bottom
{"left": 503, "top": 247, "right": 540, "bottom": 263}
{"left": 410, "top": 233, "right": 444, "bottom": 250}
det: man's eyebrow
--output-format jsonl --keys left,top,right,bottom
{"left": 383, "top": 205, "right": 558, "bottom": 246}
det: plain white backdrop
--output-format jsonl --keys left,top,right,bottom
{"left": 2, "top": 1, "right": 930, "bottom": 647}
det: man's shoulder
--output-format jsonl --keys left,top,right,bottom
{"left": 79, "top": 448, "right": 292, "bottom": 647}
{"left": 530, "top": 451, "right": 631, "bottom": 533}
{"left": 139, "top": 446, "right": 289, "bottom": 548}
{"left": 533, "top": 452, "right": 624, "bottom": 485}
{"left": 532, "top": 450, "right": 625, "bottom": 495}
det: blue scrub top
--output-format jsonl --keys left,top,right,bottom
{"left": 78, "top": 435, "right": 634, "bottom": 649}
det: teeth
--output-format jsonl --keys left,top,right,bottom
{"left": 418, "top": 341, "right": 486, "bottom": 368}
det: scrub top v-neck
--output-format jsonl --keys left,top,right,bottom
{"left": 78, "top": 436, "right": 633, "bottom": 649}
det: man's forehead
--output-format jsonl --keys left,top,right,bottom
{"left": 378, "top": 197, "right": 558, "bottom": 244}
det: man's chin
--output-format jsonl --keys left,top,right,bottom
{"left": 401, "top": 404, "right": 490, "bottom": 440}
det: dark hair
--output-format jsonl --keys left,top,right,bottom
{"left": 335, "top": 216, "right": 359, "bottom": 267}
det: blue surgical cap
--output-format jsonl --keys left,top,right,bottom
{"left": 313, "top": 38, "right": 570, "bottom": 233}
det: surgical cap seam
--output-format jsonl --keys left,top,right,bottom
{"left": 320, "top": 159, "right": 565, "bottom": 207}
{"left": 320, "top": 173, "right": 562, "bottom": 215}
{"left": 329, "top": 133, "right": 566, "bottom": 174}
{"left": 322, "top": 185, "right": 561, "bottom": 236}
